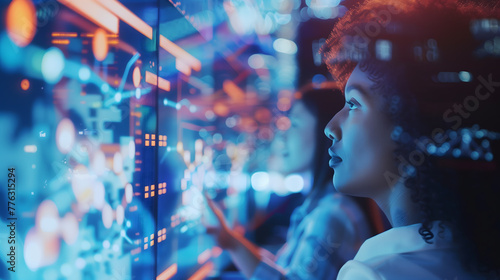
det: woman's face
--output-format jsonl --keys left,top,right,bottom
{"left": 277, "top": 101, "right": 317, "bottom": 174}
{"left": 324, "top": 65, "right": 398, "bottom": 198}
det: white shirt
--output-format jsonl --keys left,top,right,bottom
{"left": 337, "top": 223, "right": 483, "bottom": 280}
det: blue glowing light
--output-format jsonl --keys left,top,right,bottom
{"left": 459, "top": 71, "right": 472, "bottom": 82}
{"left": 426, "top": 144, "right": 437, "bottom": 154}
{"left": 248, "top": 54, "right": 265, "bottom": 69}
{"left": 101, "top": 83, "right": 110, "bottom": 93}
{"left": 114, "top": 92, "right": 122, "bottom": 102}
{"left": 213, "top": 133, "right": 223, "bottom": 144}
{"left": 482, "top": 139, "right": 490, "bottom": 148}
{"left": 273, "top": 38, "right": 297, "bottom": 55}
{"left": 471, "top": 151, "right": 479, "bottom": 160}
{"left": 78, "top": 66, "right": 91, "bottom": 82}
{"left": 485, "top": 153, "right": 494, "bottom": 161}
{"left": 375, "top": 39, "right": 392, "bottom": 61}
{"left": 41, "top": 47, "right": 65, "bottom": 84}
{"left": 312, "top": 74, "right": 326, "bottom": 87}
{"left": 251, "top": 172, "right": 269, "bottom": 191}
{"left": 284, "top": 174, "right": 304, "bottom": 193}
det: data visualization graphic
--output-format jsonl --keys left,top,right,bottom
{"left": 0, "top": 0, "right": 255, "bottom": 279}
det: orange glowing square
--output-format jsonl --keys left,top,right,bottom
{"left": 158, "top": 77, "right": 171, "bottom": 92}
{"left": 145, "top": 140, "right": 150, "bottom": 146}
{"left": 145, "top": 134, "right": 149, "bottom": 139}
{"left": 152, "top": 141, "right": 156, "bottom": 146}
{"left": 158, "top": 237, "right": 161, "bottom": 242}
{"left": 144, "top": 244, "right": 148, "bottom": 250}
{"left": 144, "top": 237, "right": 148, "bottom": 243}
{"left": 151, "top": 185, "right": 155, "bottom": 190}
{"left": 163, "top": 228, "right": 166, "bottom": 234}
{"left": 152, "top": 134, "right": 156, "bottom": 140}
{"left": 150, "top": 240, "right": 154, "bottom": 246}
{"left": 145, "top": 186, "right": 149, "bottom": 191}
{"left": 145, "top": 193, "right": 149, "bottom": 198}
{"left": 151, "top": 191, "right": 155, "bottom": 197}
{"left": 145, "top": 71, "right": 157, "bottom": 86}
{"left": 163, "top": 235, "right": 166, "bottom": 241}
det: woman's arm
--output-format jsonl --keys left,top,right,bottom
{"left": 205, "top": 194, "right": 264, "bottom": 278}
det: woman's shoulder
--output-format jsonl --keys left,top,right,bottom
{"left": 338, "top": 254, "right": 484, "bottom": 280}
{"left": 344, "top": 224, "right": 486, "bottom": 280}
{"left": 337, "top": 260, "right": 384, "bottom": 280}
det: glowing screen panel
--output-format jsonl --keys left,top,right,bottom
{"left": 0, "top": 0, "right": 246, "bottom": 279}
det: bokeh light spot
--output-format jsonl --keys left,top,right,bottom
{"left": 276, "top": 116, "right": 291, "bottom": 131}
{"left": 56, "top": 118, "right": 75, "bottom": 154}
{"left": 41, "top": 47, "right": 65, "bottom": 84}
{"left": 92, "top": 28, "right": 108, "bottom": 61}
{"left": 6, "top": 0, "right": 37, "bottom": 47}
{"left": 21, "top": 78, "right": 30, "bottom": 90}
{"left": 132, "top": 66, "right": 141, "bottom": 87}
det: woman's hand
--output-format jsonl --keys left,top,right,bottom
{"left": 203, "top": 192, "right": 272, "bottom": 278}
{"left": 204, "top": 192, "right": 238, "bottom": 249}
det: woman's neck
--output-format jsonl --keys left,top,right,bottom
{"left": 374, "top": 181, "right": 421, "bottom": 228}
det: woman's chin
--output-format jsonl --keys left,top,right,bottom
{"left": 333, "top": 175, "right": 361, "bottom": 196}
{"left": 332, "top": 175, "right": 348, "bottom": 193}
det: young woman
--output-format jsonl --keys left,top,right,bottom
{"left": 206, "top": 84, "right": 383, "bottom": 279}
{"left": 322, "top": 0, "right": 500, "bottom": 278}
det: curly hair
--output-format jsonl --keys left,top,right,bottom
{"left": 321, "top": 0, "right": 500, "bottom": 275}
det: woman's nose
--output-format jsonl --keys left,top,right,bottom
{"left": 324, "top": 110, "right": 342, "bottom": 142}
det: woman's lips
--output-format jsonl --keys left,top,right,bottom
{"left": 329, "top": 156, "right": 342, "bottom": 167}
{"left": 328, "top": 148, "right": 343, "bottom": 168}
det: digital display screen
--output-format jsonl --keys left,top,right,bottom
{"left": 0, "top": 0, "right": 255, "bottom": 279}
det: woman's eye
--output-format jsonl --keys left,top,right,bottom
{"left": 346, "top": 100, "right": 359, "bottom": 110}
